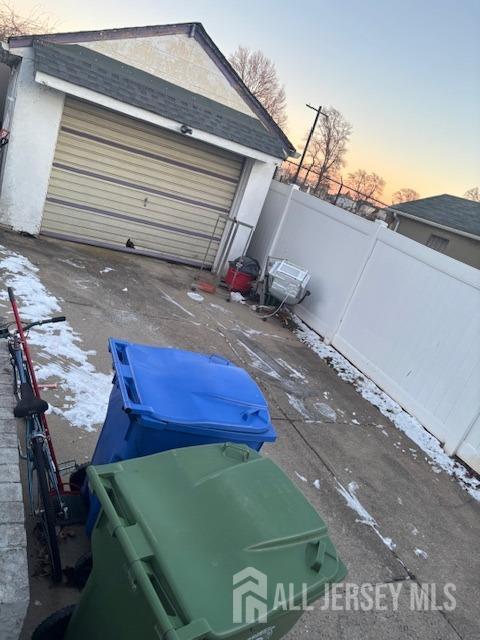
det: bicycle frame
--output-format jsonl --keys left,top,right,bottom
{"left": 8, "top": 289, "right": 68, "bottom": 494}
{"left": 11, "top": 338, "right": 61, "bottom": 510}
{"left": 5, "top": 287, "right": 91, "bottom": 580}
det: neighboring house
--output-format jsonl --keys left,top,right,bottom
{"left": 331, "top": 194, "right": 356, "bottom": 211}
{"left": 330, "top": 195, "right": 378, "bottom": 219}
{"left": 355, "top": 200, "right": 378, "bottom": 219}
{"left": 0, "top": 23, "right": 295, "bottom": 268}
{"left": 394, "top": 194, "right": 480, "bottom": 269}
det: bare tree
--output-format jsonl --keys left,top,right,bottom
{"left": 347, "top": 169, "right": 386, "bottom": 203}
{"left": 302, "top": 107, "right": 351, "bottom": 193}
{"left": 0, "top": 1, "right": 54, "bottom": 40}
{"left": 464, "top": 186, "right": 480, "bottom": 202}
{"left": 392, "top": 188, "right": 420, "bottom": 204}
{"left": 229, "top": 46, "right": 287, "bottom": 128}
{"left": 276, "top": 160, "right": 297, "bottom": 184}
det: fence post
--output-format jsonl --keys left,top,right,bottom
{"left": 325, "top": 219, "right": 387, "bottom": 345}
{"left": 444, "top": 407, "right": 480, "bottom": 456}
{"left": 259, "top": 183, "right": 298, "bottom": 279}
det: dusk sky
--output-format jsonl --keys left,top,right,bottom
{"left": 15, "top": 0, "right": 480, "bottom": 202}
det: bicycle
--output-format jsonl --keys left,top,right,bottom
{"left": 2, "top": 287, "right": 75, "bottom": 582}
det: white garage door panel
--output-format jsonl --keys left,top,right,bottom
{"left": 42, "top": 206, "right": 219, "bottom": 263}
{"left": 53, "top": 136, "right": 239, "bottom": 206}
{"left": 47, "top": 173, "right": 225, "bottom": 236}
{"left": 61, "top": 100, "right": 242, "bottom": 177}
{"left": 42, "top": 97, "right": 243, "bottom": 266}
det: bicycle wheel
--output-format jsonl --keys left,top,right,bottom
{"left": 31, "top": 436, "right": 62, "bottom": 582}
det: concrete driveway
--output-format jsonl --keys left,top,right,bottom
{"left": 0, "top": 231, "right": 478, "bottom": 640}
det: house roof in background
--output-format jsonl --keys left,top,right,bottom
{"left": 11, "top": 22, "right": 295, "bottom": 157}
{"left": 33, "top": 40, "right": 287, "bottom": 158}
{"left": 395, "top": 194, "right": 480, "bottom": 238}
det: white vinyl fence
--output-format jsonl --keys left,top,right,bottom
{"left": 249, "top": 181, "right": 480, "bottom": 473}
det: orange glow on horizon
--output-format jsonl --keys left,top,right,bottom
{"left": 286, "top": 120, "right": 466, "bottom": 204}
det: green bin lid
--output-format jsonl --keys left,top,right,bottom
{"left": 87, "top": 444, "right": 346, "bottom": 638}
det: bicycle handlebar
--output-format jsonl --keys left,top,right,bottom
{"left": 5, "top": 288, "right": 66, "bottom": 333}
{"left": 22, "top": 316, "right": 66, "bottom": 331}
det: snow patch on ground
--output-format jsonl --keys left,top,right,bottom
{"left": 187, "top": 291, "right": 204, "bottom": 302}
{"left": 286, "top": 393, "right": 310, "bottom": 419}
{"left": 238, "top": 326, "right": 261, "bottom": 336}
{"left": 0, "top": 247, "right": 111, "bottom": 431}
{"left": 58, "top": 258, "right": 84, "bottom": 269}
{"left": 158, "top": 287, "right": 195, "bottom": 318}
{"left": 314, "top": 402, "right": 337, "bottom": 422}
{"left": 234, "top": 324, "right": 283, "bottom": 341}
{"left": 336, "top": 480, "right": 397, "bottom": 551}
{"left": 414, "top": 548, "right": 428, "bottom": 559}
{"left": 277, "top": 358, "right": 306, "bottom": 380}
{"left": 313, "top": 479, "right": 321, "bottom": 490}
{"left": 295, "top": 471, "right": 308, "bottom": 483}
{"left": 236, "top": 340, "right": 281, "bottom": 380}
{"left": 209, "top": 303, "right": 231, "bottom": 314}
{"left": 230, "top": 291, "right": 246, "bottom": 304}
{"left": 100, "top": 267, "right": 114, "bottom": 274}
{"left": 294, "top": 317, "right": 480, "bottom": 502}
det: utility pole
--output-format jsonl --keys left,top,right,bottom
{"left": 293, "top": 104, "right": 328, "bottom": 186}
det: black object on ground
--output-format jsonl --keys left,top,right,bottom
{"left": 228, "top": 255, "right": 260, "bottom": 276}
{"left": 31, "top": 605, "right": 76, "bottom": 640}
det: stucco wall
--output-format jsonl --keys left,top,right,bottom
{"left": 397, "top": 217, "right": 480, "bottom": 269}
{"left": 0, "top": 48, "right": 65, "bottom": 234}
{"left": 222, "top": 159, "right": 277, "bottom": 268}
{"left": 83, "top": 34, "right": 257, "bottom": 118}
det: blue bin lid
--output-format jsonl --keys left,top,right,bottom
{"left": 108, "top": 339, "right": 275, "bottom": 436}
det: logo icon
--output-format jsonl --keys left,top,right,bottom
{"left": 233, "top": 567, "right": 268, "bottom": 624}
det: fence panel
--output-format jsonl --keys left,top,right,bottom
{"left": 249, "top": 184, "right": 379, "bottom": 338}
{"left": 248, "top": 182, "right": 480, "bottom": 471}
{"left": 333, "top": 228, "right": 480, "bottom": 461}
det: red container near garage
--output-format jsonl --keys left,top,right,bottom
{"left": 224, "top": 256, "right": 260, "bottom": 294}
{"left": 224, "top": 267, "right": 255, "bottom": 294}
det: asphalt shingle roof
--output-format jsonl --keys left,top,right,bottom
{"left": 33, "top": 40, "right": 287, "bottom": 159}
{"left": 395, "top": 194, "right": 480, "bottom": 238}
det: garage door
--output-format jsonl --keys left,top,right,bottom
{"left": 41, "top": 97, "right": 244, "bottom": 266}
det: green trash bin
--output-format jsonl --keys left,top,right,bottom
{"left": 66, "top": 443, "right": 347, "bottom": 640}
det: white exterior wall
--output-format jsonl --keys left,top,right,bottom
{"left": 0, "top": 48, "right": 64, "bottom": 234}
{"left": 224, "top": 159, "right": 277, "bottom": 267}
{"left": 249, "top": 182, "right": 480, "bottom": 472}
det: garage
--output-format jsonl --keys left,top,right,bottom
{"left": 41, "top": 98, "right": 244, "bottom": 267}
{"left": 1, "top": 29, "right": 294, "bottom": 263}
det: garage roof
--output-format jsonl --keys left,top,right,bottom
{"left": 395, "top": 194, "right": 480, "bottom": 238}
{"left": 33, "top": 39, "right": 289, "bottom": 159}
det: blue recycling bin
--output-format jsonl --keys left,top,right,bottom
{"left": 86, "top": 338, "right": 277, "bottom": 533}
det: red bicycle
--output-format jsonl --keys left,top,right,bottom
{"left": 2, "top": 287, "right": 85, "bottom": 581}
